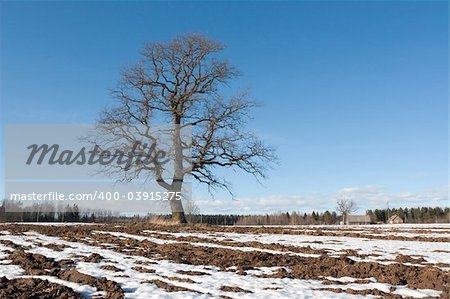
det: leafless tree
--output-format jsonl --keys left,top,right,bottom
{"left": 95, "top": 34, "right": 276, "bottom": 223}
{"left": 184, "top": 198, "right": 200, "bottom": 224}
{"left": 336, "top": 198, "right": 357, "bottom": 224}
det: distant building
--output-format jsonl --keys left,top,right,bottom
{"left": 387, "top": 214, "right": 404, "bottom": 224}
{"left": 344, "top": 215, "right": 372, "bottom": 225}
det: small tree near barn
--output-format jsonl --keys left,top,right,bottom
{"left": 336, "top": 198, "right": 357, "bottom": 225}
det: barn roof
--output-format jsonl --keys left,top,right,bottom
{"left": 347, "top": 215, "right": 371, "bottom": 222}
{"left": 388, "top": 215, "right": 402, "bottom": 221}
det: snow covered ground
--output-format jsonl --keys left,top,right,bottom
{"left": 0, "top": 223, "right": 448, "bottom": 298}
{"left": 139, "top": 229, "right": 450, "bottom": 267}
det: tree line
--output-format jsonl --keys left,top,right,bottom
{"left": 1, "top": 200, "right": 448, "bottom": 225}
{"left": 367, "top": 206, "right": 449, "bottom": 224}
{"left": 0, "top": 200, "right": 117, "bottom": 223}
{"left": 232, "top": 207, "right": 450, "bottom": 225}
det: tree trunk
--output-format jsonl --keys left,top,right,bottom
{"left": 169, "top": 195, "right": 186, "bottom": 223}
{"left": 170, "top": 120, "right": 186, "bottom": 224}
{"left": 172, "top": 211, "right": 186, "bottom": 223}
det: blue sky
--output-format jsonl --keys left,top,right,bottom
{"left": 1, "top": 1, "right": 448, "bottom": 213}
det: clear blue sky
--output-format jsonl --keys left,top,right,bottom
{"left": 1, "top": 1, "right": 448, "bottom": 213}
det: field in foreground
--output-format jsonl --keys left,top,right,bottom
{"left": 0, "top": 223, "right": 449, "bottom": 298}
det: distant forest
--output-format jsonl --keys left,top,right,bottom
{"left": 365, "top": 207, "right": 450, "bottom": 224}
{"left": 0, "top": 200, "right": 448, "bottom": 225}
{"left": 232, "top": 207, "right": 449, "bottom": 226}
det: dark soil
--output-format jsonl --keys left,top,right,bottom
{"left": 132, "top": 266, "right": 156, "bottom": 273}
{"left": 318, "top": 287, "right": 404, "bottom": 298}
{"left": 176, "top": 270, "right": 211, "bottom": 276}
{"left": 0, "top": 276, "right": 84, "bottom": 299}
{"left": 160, "top": 275, "right": 197, "bottom": 283}
{"left": 42, "top": 243, "right": 73, "bottom": 252}
{"left": 101, "top": 265, "right": 123, "bottom": 272}
{"left": 220, "top": 285, "right": 253, "bottom": 293}
{"left": 9, "top": 249, "right": 124, "bottom": 299}
{"left": 143, "top": 279, "right": 200, "bottom": 293}
{"left": 1, "top": 223, "right": 449, "bottom": 298}
{"left": 81, "top": 253, "right": 105, "bottom": 263}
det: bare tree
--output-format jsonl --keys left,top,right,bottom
{"left": 336, "top": 198, "right": 357, "bottom": 225}
{"left": 96, "top": 34, "right": 276, "bottom": 223}
{"left": 184, "top": 198, "right": 200, "bottom": 224}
